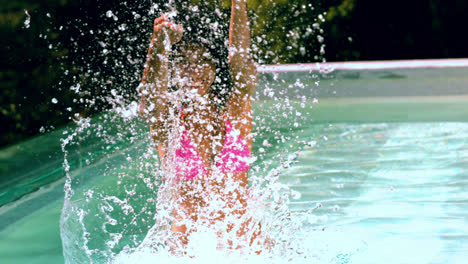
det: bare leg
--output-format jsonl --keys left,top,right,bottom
{"left": 170, "top": 213, "right": 189, "bottom": 256}
{"left": 170, "top": 185, "right": 201, "bottom": 255}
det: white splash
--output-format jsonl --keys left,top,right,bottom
{"left": 24, "top": 10, "right": 31, "bottom": 29}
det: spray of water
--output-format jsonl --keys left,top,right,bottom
{"left": 57, "top": 1, "right": 362, "bottom": 263}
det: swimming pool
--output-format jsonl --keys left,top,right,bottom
{"left": 1, "top": 59, "right": 467, "bottom": 263}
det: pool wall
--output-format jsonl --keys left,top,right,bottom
{"left": 258, "top": 59, "right": 468, "bottom": 122}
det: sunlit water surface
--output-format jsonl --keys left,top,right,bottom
{"left": 1, "top": 118, "right": 467, "bottom": 264}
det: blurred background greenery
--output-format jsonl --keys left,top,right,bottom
{"left": 1, "top": 0, "right": 467, "bottom": 148}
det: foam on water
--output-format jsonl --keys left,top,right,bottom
{"left": 112, "top": 225, "right": 367, "bottom": 264}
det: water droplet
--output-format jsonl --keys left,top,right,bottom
{"left": 317, "top": 35, "right": 324, "bottom": 43}
{"left": 318, "top": 14, "right": 325, "bottom": 22}
{"left": 291, "top": 190, "right": 301, "bottom": 200}
{"left": 23, "top": 10, "right": 31, "bottom": 29}
{"left": 262, "top": 139, "right": 272, "bottom": 147}
{"left": 300, "top": 47, "right": 306, "bottom": 56}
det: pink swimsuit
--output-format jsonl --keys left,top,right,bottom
{"left": 174, "top": 117, "right": 251, "bottom": 180}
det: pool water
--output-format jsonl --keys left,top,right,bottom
{"left": 1, "top": 118, "right": 468, "bottom": 263}
{"left": 284, "top": 122, "right": 468, "bottom": 263}
{"left": 1, "top": 64, "right": 468, "bottom": 263}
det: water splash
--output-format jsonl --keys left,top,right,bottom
{"left": 57, "top": 2, "right": 359, "bottom": 263}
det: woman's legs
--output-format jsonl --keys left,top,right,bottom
{"left": 171, "top": 213, "right": 189, "bottom": 248}
{"left": 170, "top": 179, "right": 264, "bottom": 254}
{"left": 170, "top": 182, "right": 204, "bottom": 254}
{"left": 170, "top": 191, "right": 197, "bottom": 254}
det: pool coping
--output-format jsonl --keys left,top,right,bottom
{"left": 258, "top": 58, "right": 468, "bottom": 72}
